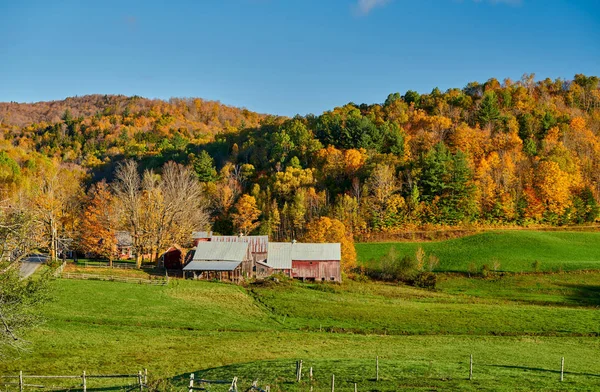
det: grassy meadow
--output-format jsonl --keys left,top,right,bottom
{"left": 3, "top": 230, "right": 600, "bottom": 391}
{"left": 356, "top": 230, "right": 600, "bottom": 272}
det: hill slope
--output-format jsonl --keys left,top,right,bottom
{"left": 356, "top": 230, "right": 600, "bottom": 272}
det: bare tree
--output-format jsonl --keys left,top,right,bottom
{"left": 113, "top": 161, "right": 210, "bottom": 267}
{"left": 112, "top": 160, "right": 144, "bottom": 268}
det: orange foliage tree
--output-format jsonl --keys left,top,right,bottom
{"left": 79, "top": 181, "right": 118, "bottom": 265}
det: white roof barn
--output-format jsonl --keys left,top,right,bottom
{"left": 264, "top": 242, "right": 341, "bottom": 270}
{"left": 183, "top": 242, "right": 250, "bottom": 272}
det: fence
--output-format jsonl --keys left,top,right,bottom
{"left": 61, "top": 272, "right": 168, "bottom": 285}
{"left": 188, "top": 374, "right": 241, "bottom": 392}
{"left": 1, "top": 369, "right": 148, "bottom": 391}
{"left": 79, "top": 261, "right": 155, "bottom": 269}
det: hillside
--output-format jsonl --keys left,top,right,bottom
{"left": 356, "top": 230, "right": 600, "bottom": 273}
{"left": 1, "top": 75, "right": 600, "bottom": 257}
{"left": 3, "top": 272, "right": 600, "bottom": 391}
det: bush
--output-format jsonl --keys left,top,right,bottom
{"left": 467, "top": 261, "right": 477, "bottom": 277}
{"left": 480, "top": 264, "right": 490, "bottom": 278}
{"left": 532, "top": 260, "right": 542, "bottom": 272}
{"left": 414, "top": 271, "right": 437, "bottom": 289}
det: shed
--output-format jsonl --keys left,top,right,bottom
{"left": 266, "top": 242, "right": 342, "bottom": 282}
{"left": 161, "top": 245, "right": 184, "bottom": 269}
{"left": 183, "top": 241, "right": 252, "bottom": 282}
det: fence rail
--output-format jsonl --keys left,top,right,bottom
{"left": 1, "top": 370, "right": 147, "bottom": 391}
{"left": 61, "top": 272, "right": 168, "bottom": 285}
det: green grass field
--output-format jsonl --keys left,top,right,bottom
{"left": 3, "top": 266, "right": 600, "bottom": 391}
{"left": 356, "top": 230, "right": 600, "bottom": 272}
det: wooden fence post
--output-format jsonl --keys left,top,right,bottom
{"left": 144, "top": 368, "right": 148, "bottom": 384}
{"left": 354, "top": 382, "right": 358, "bottom": 392}
{"left": 19, "top": 371, "right": 23, "bottom": 392}
{"left": 469, "top": 354, "right": 473, "bottom": 381}
{"left": 309, "top": 367, "right": 313, "bottom": 380}
{"left": 297, "top": 360, "right": 303, "bottom": 382}
{"left": 331, "top": 374, "right": 335, "bottom": 392}
{"left": 188, "top": 373, "right": 194, "bottom": 392}
{"left": 376, "top": 356, "right": 379, "bottom": 381}
{"left": 138, "top": 370, "right": 143, "bottom": 391}
{"left": 560, "top": 357, "right": 564, "bottom": 382}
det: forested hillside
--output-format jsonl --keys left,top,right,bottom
{"left": 1, "top": 74, "right": 599, "bottom": 264}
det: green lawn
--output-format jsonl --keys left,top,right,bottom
{"left": 356, "top": 230, "right": 600, "bottom": 272}
{"left": 3, "top": 268, "right": 600, "bottom": 391}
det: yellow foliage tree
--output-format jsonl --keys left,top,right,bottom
{"left": 231, "top": 194, "right": 261, "bottom": 235}
{"left": 303, "top": 217, "right": 357, "bottom": 273}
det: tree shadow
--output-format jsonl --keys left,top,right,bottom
{"left": 556, "top": 283, "right": 600, "bottom": 307}
{"left": 485, "top": 364, "right": 600, "bottom": 378}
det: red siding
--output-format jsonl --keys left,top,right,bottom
{"left": 292, "top": 260, "right": 341, "bottom": 282}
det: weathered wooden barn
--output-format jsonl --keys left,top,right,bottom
{"left": 182, "top": 241, "right": 253, "bottom": 282}
{"left": 263, "top": 242, "right": 342, "bottom": 282}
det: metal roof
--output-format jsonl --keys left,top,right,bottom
{"left": 265, "top": 242, "right": 341, "bottom": 269}
{"left": 211, "top": 235, "right": 269, "bottom": 254}
{"left": 266, "top": 242, "right": 293, "bottom": 269}
{"left": 192, "top": 242, "right": 249, "bottom": 262}
{"left": 115, "top": 231, "right": 133, "bottom": 247}
{"left": 183, "top": 260, "right": 241, "bottom": 271}
{"left": 192, "top": 231, "right": 212, "bottom": 239}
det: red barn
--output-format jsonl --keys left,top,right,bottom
{"left": 161, "top": 245, "right": 184, "bottom": 269}
{"left": 265, "top": 242, "right": 341, "bottom": 282}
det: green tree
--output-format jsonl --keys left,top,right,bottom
{"left": 477, "top": 91, "right": 501, "bottom": 130}
{"left": 191, "top": 151, "right": 217, "bottom": 182}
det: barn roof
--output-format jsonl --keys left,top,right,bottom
{"left": 266, "top": 242, "right": 293, "bottom": 269}
{"left": 183, "top": 260, "right": 241, "bottom": 271}
{"left": 266, "top": 242, "right": 341, "bottom": 269}
{"left": 292, "top": 243, "right": 341, "bottom": 261}
{"left": 192, "top": 241, "right": 249, "bottom": 262}
{"left": 211, "top": 235, "right": 269, "bottom": 254}
{"left": 192, "top": 231, "right": 212, "bottom": 239}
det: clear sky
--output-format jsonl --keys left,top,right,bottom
{"left": 1, "top": 0, "right": 598, "bottom": 116}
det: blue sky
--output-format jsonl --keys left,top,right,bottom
{"left": 0, "top": 0, "right": 598, "bottom": 116}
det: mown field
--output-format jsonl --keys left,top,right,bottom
{"left": 3, "top": 231, "right": 600, "bottom": 391}
{"left": 356, "top": 230, "right": 600, "bottom": 272}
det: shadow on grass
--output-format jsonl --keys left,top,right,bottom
{"left": 557, "top": 283, "right": 600, "bottom": 307}
{"left": 485, "top": 364, "right": 600, "bottom": 378}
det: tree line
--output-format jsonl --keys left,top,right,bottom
{"left": 1, "top": 73, "right": 600, "bottom": 269}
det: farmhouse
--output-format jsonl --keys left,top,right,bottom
{"left": 115, "top": 231, "right": 133, "bottom": 259}
{"left": 261, "top": 242, "right": 342, "bottom": 282}
{"left": 183, "top": 241, "right": 253, "bottom": 282}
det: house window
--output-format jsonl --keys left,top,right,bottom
{"left": 330, "top": 277, "right": 335, "bottom": 281}
{"left": 310, "top": 262, "right": 313, "bottom": 264}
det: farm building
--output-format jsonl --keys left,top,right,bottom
{"left": 190, "top": 232, "right": 269, "bottom": 261}
{"left": 115, "top": 231, "right": 133, "bottom": 259}
{"left": 160, "top": 245, "right": 184, "bottom": 269}
{"left": 262, "top": 242, "right": 342, "bottom": 282}
{"left": 183, "top": 241, "right": 253, "bottom": 282}
{"left": 192, "top": 231, "right": 212, "bottom": 246}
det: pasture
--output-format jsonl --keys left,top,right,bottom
{"left": 3, "top": 267, "right": 600, "bottom": 390}
{"left": 356, "top": 230, "right": 600, "bottom": 272}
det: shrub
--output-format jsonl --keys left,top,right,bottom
{"left": 427, "top": 254, "right": 440, "bottom": 272}
{"left": 480, "top": 264, "right": 490, "bottom": 278}
{"left": 491, "top": 258, "right": 501, "bottom": 272}
{"left": 414, "top": 271, "right": 437, "bottom": 289}
{"left": 467, "top": 261, "right": 477, "bottom": 277}
{"left": 532, "top": 260, "right": 542, "bottom": 272}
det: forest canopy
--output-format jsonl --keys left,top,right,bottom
{"left": 1, "top": 74, "right": 599, "bottom": 261}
